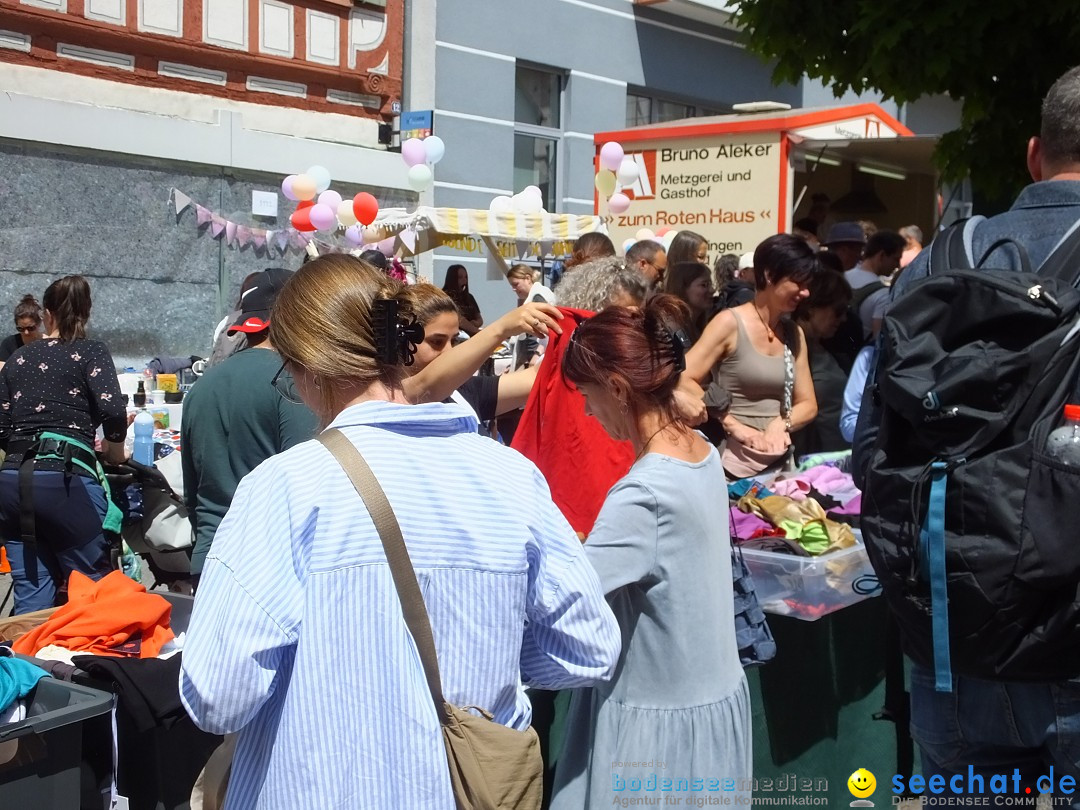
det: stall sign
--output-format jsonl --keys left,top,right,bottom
{"left": 607, "top": 131, "right": 783, "bottom": 263}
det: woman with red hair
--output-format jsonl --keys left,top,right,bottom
{"left": 550, "top": 295, "right": 751, "bottom": 809}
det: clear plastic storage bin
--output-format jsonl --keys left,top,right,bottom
{"left": 740, "top": 531, "right": 879, "bottom": 621}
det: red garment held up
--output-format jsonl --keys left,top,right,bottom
{"left": 511, "top": 307, "right": 635, "bottom": 536}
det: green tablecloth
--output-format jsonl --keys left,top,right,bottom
{"left": 749, "top": 596, "right": 913, "bottom": 807}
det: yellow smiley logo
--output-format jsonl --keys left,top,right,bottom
{"left": 847, "top": 768, "right": 876, "bottom": 798}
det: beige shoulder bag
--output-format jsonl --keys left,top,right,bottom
{"left": 318, "top": 429, "right": 543, "bottom": 810}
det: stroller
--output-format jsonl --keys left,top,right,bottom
{"left": 105, "top": 456, "right": 194, "bottom": 592}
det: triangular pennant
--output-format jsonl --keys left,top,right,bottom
{"left": 196, "top": 205, "right": 212, "bottom": 226}
{"left": 225, "top": 221, "right": 238, "bottom": 244}
{"left": 252, "top": 230, "right": 267, "bottom": 249}
{"left": 275, "top": 230, "right": 290, "bottom": 252}
{"left": 236, "top": 225, "right": 251, "bottom": 246}
{"left": 399, "top": 227, "right": 417, "bottom": 253}
{"left": 210, "top": 216, "right": 226, "bottom": 238}
{"left": 516, "top": 240, "right": 530, "bottom": 260}
{"left": 173, "top": 190, "right": 192, "bottom": 217}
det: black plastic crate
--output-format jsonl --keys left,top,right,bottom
{"left": 0, "top": 678, "right": 113, "bottom": 808}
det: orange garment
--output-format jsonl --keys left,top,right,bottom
{"left": 511, "top": 307, "right": 635, "bottom": 535}
{"left": 12, "top": 570, "right": 174, "bottom": 658}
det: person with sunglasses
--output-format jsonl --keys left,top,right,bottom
{"left": 180, "top": 268, "right": 317, "bottom": 585}
{"left": 0, "top": 294, "right": 43, "bottom": 370}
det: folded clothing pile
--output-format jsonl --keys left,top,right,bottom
{"left": 12, "top": 570, "right": 174, "bottom": 659}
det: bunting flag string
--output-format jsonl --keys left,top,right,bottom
{"left": 170, "top": 188, "right": 367, "bottom": 257}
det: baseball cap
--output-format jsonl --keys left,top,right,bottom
{"left": 738, "top": 252, "right": 755, "bottom": 271}
{"left": 227, "top": 268, "right": 293, "bottom": 334}
{"left": 824, "top": 221, "right": 866, "bottom": 246}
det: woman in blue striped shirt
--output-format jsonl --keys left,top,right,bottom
{"left": 180, "top": 255, "right": 621, "bottom": 810}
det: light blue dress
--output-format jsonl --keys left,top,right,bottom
{"left": 551, "top": 446, "right": 752, "bottom": 808}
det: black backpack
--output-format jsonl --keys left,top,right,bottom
{"left": 862, "top": 216, "right": 1080, "bottom": 688}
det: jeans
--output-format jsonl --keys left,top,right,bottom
{"left": 0, "top": 469, "right": 112, "bottom": 614}
{"left": 910, "top": 662, "right": 1080, "bottom": 808}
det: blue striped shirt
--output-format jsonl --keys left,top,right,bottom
{"left": 179, "top": 400, "right": 621, "bottom": 810}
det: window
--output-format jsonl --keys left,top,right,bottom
{"left": 514, "top": 64, "right": 563, "bottom": 212}
{"left": 626, "top": 94, "right": 651, "bottom": 128}
{"left": 626, "top": 91, "right": 726, "bottom": 126}
{"left": 514, "top": 136, "right": 558, "bottom": 213}
{"left": 515, "top": 66, "right": 561, "bottom": 128}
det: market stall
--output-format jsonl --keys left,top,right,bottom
{"left": 726, "top": 455, "right": 914, "bottom": 805}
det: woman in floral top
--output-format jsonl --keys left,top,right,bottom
{"left": 0, "top": 275, "right": 128, "bottom": 613}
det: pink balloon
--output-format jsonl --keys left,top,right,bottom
{"left": 599, "top": 142, "right": 625, "bottom": 172}
{"left": 608, "top": 192, "right": 631, "bottom": 214}
{"left": 401, "top": 138, "right": 427, "bottom": 167}
{"left": 309, "top": 203, "right": 337, "bottom": 231}
{"left": 281, "top": 175, "right": 298, "bottom": 201}
{"left": 345, "top": 225, "right": 364, "bottom": 245}
{"left": 318, "top": 189, "right": 343, "bottom": 210}
{"left": 377, "top": 237, "right": 396, "bottom": 256}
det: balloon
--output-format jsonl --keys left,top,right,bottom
{"left": 337, "top": 200, "right": 358, "bottom": 227}
{"left": 594, "top": 170, "right": 617, "bottom": 198}
{"left": 290, "top": 207, "right": 315, "bottom": 232}
{"left": 292, "top": 174, "right": 317, "bottom": 201}
{"left": 655, "top": 227, "right": 671, "bottom": 237}
{"left": 296, "top": 199, "right": 314, "bottom": 210}
{"left": 345, "top": 225, "right": 364, "bottom": 245}
{"left": 401, "top": 138, "right": 427, "bottom": 168}
{"left": 622, "top": 238, "right": 636, "bottom": 255}
{"left": 518, "top": 193, "right": 543, "bottom": 214}
{"left": 617, "top": 158, "right": 639, "bottom": 186}
{"left": 318, "top": 189, "right": 342, "bottom": 210}
{"left": 306, "top": 165, "right": 332, "bottom": 193}
{"left": 309, "top": 203, "right": 337, "bottom": 231}
{"left": 635, "top": 228, "right": 655, "bottom": 242}
{"left": 662, "top": 230, "right": 677, "bottom": 250}
{"left": 423, "top": 135, "right": 446, "bottom": 165}
{"left": 599, "top": 142, "right": 624, "bottom": 172}
{"left": 353, "top": 192, "right": 380, "bottom": 226}
{"left": 489, "top": 195, "right": 512, "bottom": 214}
{"left": 407, "top": 163, "right": 434, "bottom": 191}
{"left": 523, "top": 185, "right": 543, "bottom": 200}
{"left": 281, "top": 175, "right": 298, "bottom": 201}
{"left": 377, "top": 237, "right": 396, "bottom": 257}
{"left": 362, "top": 226, "right": 381, "bottom": 243}
{"left": 608, "top": 192, "right": 631, "bottom": 214}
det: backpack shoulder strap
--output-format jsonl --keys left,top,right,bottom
{"left": 851, "top": 280, "right": 885, "bottom": 309}
{"left": 1037, "top": 216, "right": 1080, "bottom": 285}
{"left": 929, "top": 216, "right": 983, "bottom": 275}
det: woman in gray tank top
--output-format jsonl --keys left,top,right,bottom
{"left": 686, "top": 235, "right": 821, "bottom": 479}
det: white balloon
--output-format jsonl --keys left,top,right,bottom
{"left": 489, "top": 195, "right": 513, "bottom": 214}
{"left": 423, "top": 135, "right": 446, "bottom": 165}
{"left": 407, "top": 164, "right": 434, "bottom": 192}
{"left": 635, "top": 228, "right": 655, "bottom": 242}
{"left": 617, "top": 158, "right": 639, "bottom": 186}
{"left": 306, "top": 165, "right": 332, "bottom": 194}
{"left": 519, "top": 193, "right": 543, "bottom": 214}
{"left": 511, "top": 193, "right": 528, "bottom": 213}
{"left": 318, "top": 189, "right": 343, "bottom": 210}
{"left": 523, "top": 185, "right": 543, "bottom": 200}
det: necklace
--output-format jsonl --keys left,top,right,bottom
{"left": 755, "top": 304, "right": 776, "bottom": 343}
{"left": 634, "top": 420, "right": 676, "bottom": 462}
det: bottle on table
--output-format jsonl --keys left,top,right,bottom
{"left": 133, "top": 380, "right": 147, "bottom": 409}
{"left": 1045, "top": 404, "right": 1080, "bottom": 466}
{"left": 133, "top": 410, "right": 155, "bottom": 466}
